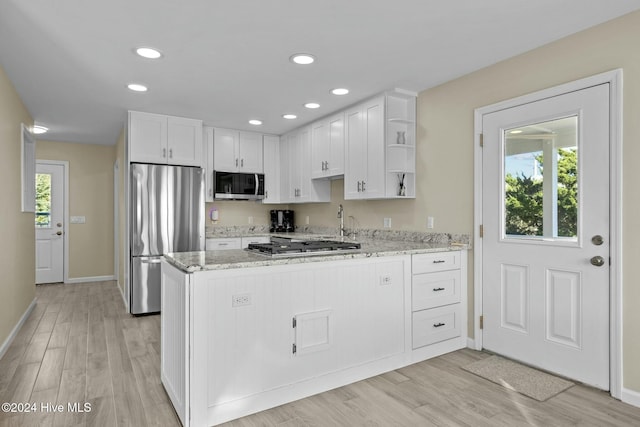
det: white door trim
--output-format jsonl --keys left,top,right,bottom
{"left": 473, "top": 69, "right": 623, "bottom": 399}
{"left": 36, "top": 159, "right": 70, "bottom": 284}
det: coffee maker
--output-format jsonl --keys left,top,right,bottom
{"left": 270, "top": 210, "right": 294, "bottom": 233}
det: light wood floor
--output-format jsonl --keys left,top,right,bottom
{"left": 1, "top": 281, "right": 639, "bottom": 427}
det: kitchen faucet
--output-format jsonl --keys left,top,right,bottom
{"left": 337, "top": 204, "right": 345, "bottom": 237}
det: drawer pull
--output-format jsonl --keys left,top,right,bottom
{"left": 432, "top": 260, "right": 446, "bottom": 264}
{"left": 433, "top": 287, "right": 445, "bottom": 292}
{"left": 433, "top": 322, "right": 446, "bottom": 328}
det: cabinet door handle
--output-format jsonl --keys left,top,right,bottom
{"left": 433, "top": 322, "right": 446, "bottom": 328}
{"left": 433, "top": 260, "right": 446, "bottom": 264}
{"left": 235, "top": 158, "right": 238, "bottom": 167}
{"left": 209, "top": 189, "right": 212, "bottom": 196}
{"left": 357, "top": 181, "right": 361, "bottom": 192}
{"left": 433, "top": 287, "right": 445, "bottom": 292}
{"left": 241, "top": 158, "right": 244, "bottom": 167}
{"left": 265, "top": 190, "right": 268, "bottom": 198}
{"left": 169, "top": 148, "right": 173, "bottom": 158}
{"left": 362, "top": 181, "right": 366, "bottom": 191}
{"left": 163, "top": 148, "right": 167, "bottom": 158}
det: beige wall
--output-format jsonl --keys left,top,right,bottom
{"left": 115, "top": 129, "right": 126, "bottom": 294}
{"left": 36, "top": 140, "right": 115, "bottom": 279}
{"left": 0, "top": 65, "right": 35, "bottom": 348}
{"left": 205, "top": 201, "right": 280, "bottom": 227}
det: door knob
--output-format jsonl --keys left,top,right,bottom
{"left": 56, "top": 222, "right": 62, "bottom": 227}
{"left": 590, "top": 256, "right": 605, "bottom": 267}
{"left": 592, "top": 235, "right": 604, "bottom": 246}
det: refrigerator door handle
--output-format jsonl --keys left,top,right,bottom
{"left": 141, "top": 258, "right": 162, "bottom": 264}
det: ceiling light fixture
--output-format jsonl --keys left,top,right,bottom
{"left": 249, "top": 119, "right": 263, "bottom": 126}
{"left": 331, "top": 88, "right": 349, "bottom": 95}
{"left": 135, "top": 47, "right": 163, "bottom": 59}
{"left": 283, "top": 114, "right": 297, "bottom": 120}
{"left": 510, "top": 130, "right": 523, "bottom": 134}
{"left": 304, "top": 102, "right": 320, "bottom": 109}
{"left": 127, "top": 83, "right": 148, "bottom": 92}
{"left": 290, "top": 53, "right": 315, "bottom": 65}
{"left": 32, "top": 125, "right": 48, "bottom": 134}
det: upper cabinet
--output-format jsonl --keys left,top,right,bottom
{"left": 262, "top": 135, "right": 280, "bottom": 204}
{"left": 129, "top": 111, "right": 203, "bottom": 167}
{"left": 344, "top": 91, "right": 416, "bottom": 200}
{"left": 213, "top": 128, "right": 263, "bottom": 173}
{"left": 204, "top": 127, "right": 215, "bottom": 202}
{"left": 311, "top": 112, "right": 345, "bottom": 179}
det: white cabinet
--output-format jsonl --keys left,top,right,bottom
{"left": 311, "top": 112, "right": 345, "bottom": 179}
{"left": 262, "top": 135, "right": 280, "bottom": 203}
{"left": 411, "top": 251, "right": 463, "bottom": 349}
{"left": 344, "top": 91, "right": 416, "bottom": 200}
{"left": 204, "top": 127, "right": 215, "bottom": 202}
{"left": 213, "top": 128, "right": 263, "bottom": 173}
{"left": 205, "top": 238, "right": 241, "bottom": 250}
{"left": 344, "top": 96, "right": 386, "bottom": 199}
{"left": 280, "top": 127, "right": 330, "bottom": 204}
{"left": 129, "top": 111, "right": 203, "bottom": 167}
{"left": 240, "top": 236, "right": 270, "bottom": 248}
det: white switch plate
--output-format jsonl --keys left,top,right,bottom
{"left": 232, "top": 293, "right": 252, "bottom": 307}
{"left": 305, "top": 216, "right": 310, "bottom": 225}
{"left": 427, "top": 216, "right": 434, "bottom": 229}
{"left": 383, "top": 218, "right": 392, "bottom": 228}
{"left": 380, "top": 275, "right": 392, "bottom": 286}
{"left": 70, "top": 216, "right": 86, "bottom": 224}
{"left": 248, "top": 216, "right": 254, "bottom": 224}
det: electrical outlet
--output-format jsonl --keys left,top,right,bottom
{"left": 70, "top": 216, "right": 86, "bottom": 224}
{"left": 427, "top": 216, "right": 434, "bottom": 229}
{"left": 305, "top": 215, "right": 310, "bottom": 225}
{"left": 383, "top": 218, "right": 392, "bottom": 228}
{"left": 248, "top": 216, "right": 254, "bottom": 224}
{"left": 380, "top": 275, "right": 392, "bottom": 286}
{"left": 232, "top": 293, "right": 252, "bottom": 307}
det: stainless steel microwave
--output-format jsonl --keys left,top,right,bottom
{"left": 214, "top": 171, "right": 265, "bottom": 200}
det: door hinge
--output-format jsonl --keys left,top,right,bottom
{"left": 292, "top": 317, "right": 297, "bottom": 328}
{"left": 292, "top": 343, "right": 297, "bottom": 354}
{"left": 479, "top": 224, "right": 484, "bottom": 238}
{"left": 480, "top": 315, "right": 484, "bottom": 330}
{"left": 479, "top": 133, "right": 484, "bottom": 147}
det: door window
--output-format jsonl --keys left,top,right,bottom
{"left": 503, "top": 116, "right": 578, "bottom": 242}
{"left": 35, "top": 173, "right": 52, "bottom": 228}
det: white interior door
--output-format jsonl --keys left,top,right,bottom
{"left": 35, "top": 162, "right": 65, "bottom": 283}
{"left": 481, "top": 83, "right": 610, "bottom": 389}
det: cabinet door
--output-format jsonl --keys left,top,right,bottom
{"left": 167, "top": 116, "right": 203, "bottom": 167}
{"left": 204, "top": 127, "right": 215, "bottom": 202}
{"left": 288, "top": 131, "right": 302, "bottom": 201}
{"left": 262, "top": 135, "right": 280, "bottom": 203}
{"left": 238, "top": 131, "right": 263, "bottom": 173}
{"left": 311, "top": 119, "right": 328, "bottom": 179}
{"left": 214, "top": 128, "right": 239, "bottom": 172}
{"left": 279, "top": 134, "right": 292, "bottom": 203}
{"left": 129, "top": 111, "right": 168, "bottom": 164}
{"left": 362, "top": 97, "right": 385, "bottom": 198}
{"left": 328, "top": 112, "right": 345, "bottom": 176}
{"left": 344, "top": 107, "right": 365, "bottom": 199}
{"left": 297, "top": 126, "right": 312, "bottom": 201}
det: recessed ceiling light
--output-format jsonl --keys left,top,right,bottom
{"left": 135, "top": 47, "right": 163, "bottom": 59}
{"left": 290, "top": 54, "right": 315, "bottom": 65}
{"left": 304, "top": 102, "right": 320, "bottom": 109}
{"left": 283, "top": 114, "right": 297, "bottom": 120}
{"left": 331, "top": 88, "right": 349, "bottom": 95}
{"left": 32, "top": 125, "right": 48, "bottom": 134}
{"left": 127, "top": 83, "right": 148, "bottom": 92}
{"left": 249, "top": 119, "right": 263, "bottom": 126}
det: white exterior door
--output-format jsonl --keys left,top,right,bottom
{"left": 35, "top": 162, "right": 65, "bottom": 284}
{"left": 481, "top": 83, "right": 610, "bottom": 389}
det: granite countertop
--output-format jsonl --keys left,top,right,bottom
{"left": 165, "top": 235, "right": 469, "bottom": 273}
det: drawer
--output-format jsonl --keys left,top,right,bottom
{"left": 412, "top": 304, "right": 461, "bottom": 349}
{"left": 205, "top": 238, "right": 241, "bottom": 250}
{"left": 241, "top": 236, "right": 270, "bottom": 248}
{"left": 412, "top": 251, "right": 460, "bottom": 274}
{"left": 412, "top": 270, "right": 461, "bottom": 311}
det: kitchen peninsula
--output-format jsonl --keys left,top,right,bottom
{"left": 160, "top": 232, "right": 469, "bottom": 426}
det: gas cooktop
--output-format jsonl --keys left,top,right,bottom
{"left": 246, "top": 238, "right": 361, "bottom": 258}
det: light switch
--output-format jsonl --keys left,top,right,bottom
{"left": 70, "top": 216, "right": 86, "bottom": 224}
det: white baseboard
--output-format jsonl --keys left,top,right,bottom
{"left": 0, "top": 298, "right": 37, "bottom": 360}
{"left": 622, "top": 387, "right": 640, "bottom": 408}
{"left": 467, "top": 338, "right": 476, "bottom": 349}
{"left": 65, "top": 275, "right": 115, "bottom": 284}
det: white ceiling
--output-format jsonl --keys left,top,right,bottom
{"left": 1, "top": 0, "right": 639, "bottom": 145}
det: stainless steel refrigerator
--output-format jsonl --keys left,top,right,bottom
{"left": 130, "top": 163, "right": 204, "bottom": 314}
